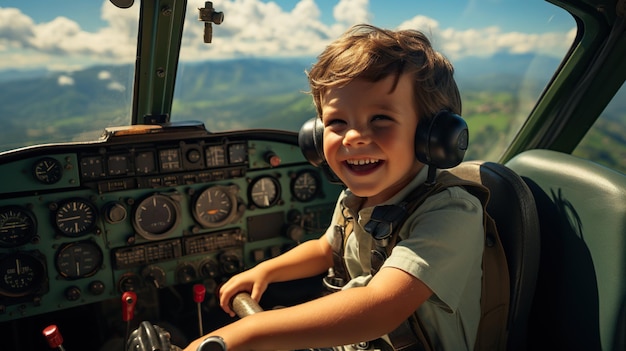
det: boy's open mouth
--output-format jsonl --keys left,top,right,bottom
{"left": 345, "top": 158, "right": 382, "bottom": 172}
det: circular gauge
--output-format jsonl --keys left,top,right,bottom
{"left": 249, "top": 176, "right": 280, "bottom": 208}
{"left": 0, "top": 206, "right": 38, "bottom": 248}
{"left": 0, "top": 252, "right": 46, "bottom": 297}
{"left": 55, "top": 241, "right": 103, "bottom": 280}
{"left": 193, "top": 185, "right": 237, "bottom": 228}
{"left": 33, "top": 157, "right": 63, "bottom": 184}
{"left": 291, "top": 170, "right": 320, "bottom": 202}
{"left": 54, "top": 198, "right": 98, "bottom": 237}
{"left": 133, "top": 194, "right": 181, "bottom": 239}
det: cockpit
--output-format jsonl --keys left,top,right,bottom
{"left": 2, "top": 1, "right": 625, "bottom": 350}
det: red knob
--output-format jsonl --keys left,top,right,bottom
{"left": 122, "top": 291, "right": 137, "bottom": 322}
{"left": 42, "top": 324, "right": 63, "bottom": 348}
{"left": 265, "top": 152, "right": 281, "bottom": 167}
{"left": 193, "top": 283, "right": 206, "bottom": 303}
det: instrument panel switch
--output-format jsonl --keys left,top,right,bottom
{"left": 64, "top": 286, "right": 81, "bottom": 301}
{"left": 264, "top": 151, "right": 281, "bottom": 167}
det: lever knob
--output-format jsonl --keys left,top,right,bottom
{"left": 193, "top": 283, "right": 206, "bottom": 303}
{"left": 122, "top": 291, "right": 137, "bottom": 322}
{"left": 42, "top": 324, "right": 63, "bottom": 348}
{"left": 231, "top": 292, "right": 263, "bottom": 317}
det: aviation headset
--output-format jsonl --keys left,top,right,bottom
{"left": 298, "top": 110, "right": 469, "bottom": 172}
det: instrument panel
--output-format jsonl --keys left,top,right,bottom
{"left": 0, "top": 123, "right": 342, "bottom": 322}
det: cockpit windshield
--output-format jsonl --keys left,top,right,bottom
{"left": 0, "top": 0, "right": 575, "bottom": 161}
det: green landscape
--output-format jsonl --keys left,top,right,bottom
{"left": 0, "top": 58, "right": 624, "bottom": 174}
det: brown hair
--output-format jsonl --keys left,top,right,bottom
{"left": 307, "top": 24, "right": 461, "bottom": 121}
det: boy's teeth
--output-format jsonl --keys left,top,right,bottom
{"left": 347, "top": 159, "right": 379, "bottom": 165}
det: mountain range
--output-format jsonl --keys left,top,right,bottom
{"left": 0, "top": 53, "right": 563, "bottom": 129}
{"left": 0, "top": 54, "right": 624, "bottom": 171}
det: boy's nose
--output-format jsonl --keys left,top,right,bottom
{"left": 343, "top": 127, "right": 371, "bottom": 146}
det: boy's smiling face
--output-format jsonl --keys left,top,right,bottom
{"left": 321, "top": 73, "right": 424, "bottom": 207}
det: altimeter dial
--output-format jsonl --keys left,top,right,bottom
{"left": 55, "top": 241, "right": 103, "bottom": 279}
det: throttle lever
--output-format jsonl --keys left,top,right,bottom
{"left": 230, "top": 291, "right": 263, "bottom": 317}
{"left": 122, "top": 291, "right": 137, "bottom": 347}
{"left": 122, "top": 291, "right": 137, "bottom": 321}
{"left": 125, "top": 292, "right": 264, "bottom": 351}
{"left": 196, "top": 292, "right": 262, "bottom": 351}
{"left": 193, "top": 284, "right": 206, "bottom": 336}
{"left": 126, "top": 321, "right": 181, "bottom": 351}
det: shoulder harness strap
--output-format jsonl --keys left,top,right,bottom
{"left": 323, "top": 203, "right": 354, "bottom": 292}
{"left": 325, "top": 170, "right": 510, "bottom": 351}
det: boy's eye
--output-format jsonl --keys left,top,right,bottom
{"left": 325, "top": 119, "right": 345, "bottom": 127}
{"left": 371, "top": 114, "right": 394, "bottom": 122}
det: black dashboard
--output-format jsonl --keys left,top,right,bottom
{"left": 0, "top": 121, "right": 342, "bottom": 341}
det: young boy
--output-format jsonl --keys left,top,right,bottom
{"left": 183, "top": 24, "right": 484, "bottom": 351}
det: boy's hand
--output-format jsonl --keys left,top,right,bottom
{"left": 218, "top": 267, "right": 269, "bottom": 317}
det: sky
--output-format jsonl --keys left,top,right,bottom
{"left": 0, "top": 0, "right": 576, "bottom": 72}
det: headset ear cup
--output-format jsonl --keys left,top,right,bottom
{"left": 298, "top": 117, "right": 325, "bottom": 167}
{"left": 415, "top": 111, "right": 469, "bottom": 169}
{"left": 298, "top": 118, "right": 343, "bottom": 184}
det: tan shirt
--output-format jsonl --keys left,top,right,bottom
{"left": 326, "top": 166, "right": 484, "bottom": 351}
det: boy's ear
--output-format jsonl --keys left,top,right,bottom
{"left": 415, "top": 110, "right": 468, "bottom": 169}
{"left": 298, "top": 110, "right": 468, "bottom": 170}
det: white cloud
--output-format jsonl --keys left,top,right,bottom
{"left": 57, "top": 75, "right": 74, "bottom": 86}
{"left": 457, "top": 28, "right": 571, "bottom": 60}
{"left": 98, "top": 70, "right": 112, "bottom": 80}
{"left": 395, "top": 15, "right": 574, "bottom": 61}
{"left": 0, "top": 0, "right": 575, "bottom": 71}
{"left": 97, "top": 70, "right": 124, "bottom": 90}
{"left": 107, "top": 81, "right": 126, "bottom": 91}
{"left": 0, "top": 7, "right": 35, "bottom": 47}
{"left": 333, "top": 0, "right": 371, "bottom": 26}
{"left": 0, "top": 1, "right": 138, "bottom": 70}
{"left": 180, "top": 0, "right": 342, "bottom": 61}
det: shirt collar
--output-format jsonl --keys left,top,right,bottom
{"left": 343, "top": 165, "right": 433, "bottom": 213}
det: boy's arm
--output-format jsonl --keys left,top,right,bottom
{"left": 218, "top": 236, "right": 334, "bottom": 316}
{"left": 187, "top": 266, "right": 432, "bottom": 351}
{"left": 257, "top": 235, "right": 334, "bottom": 282}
